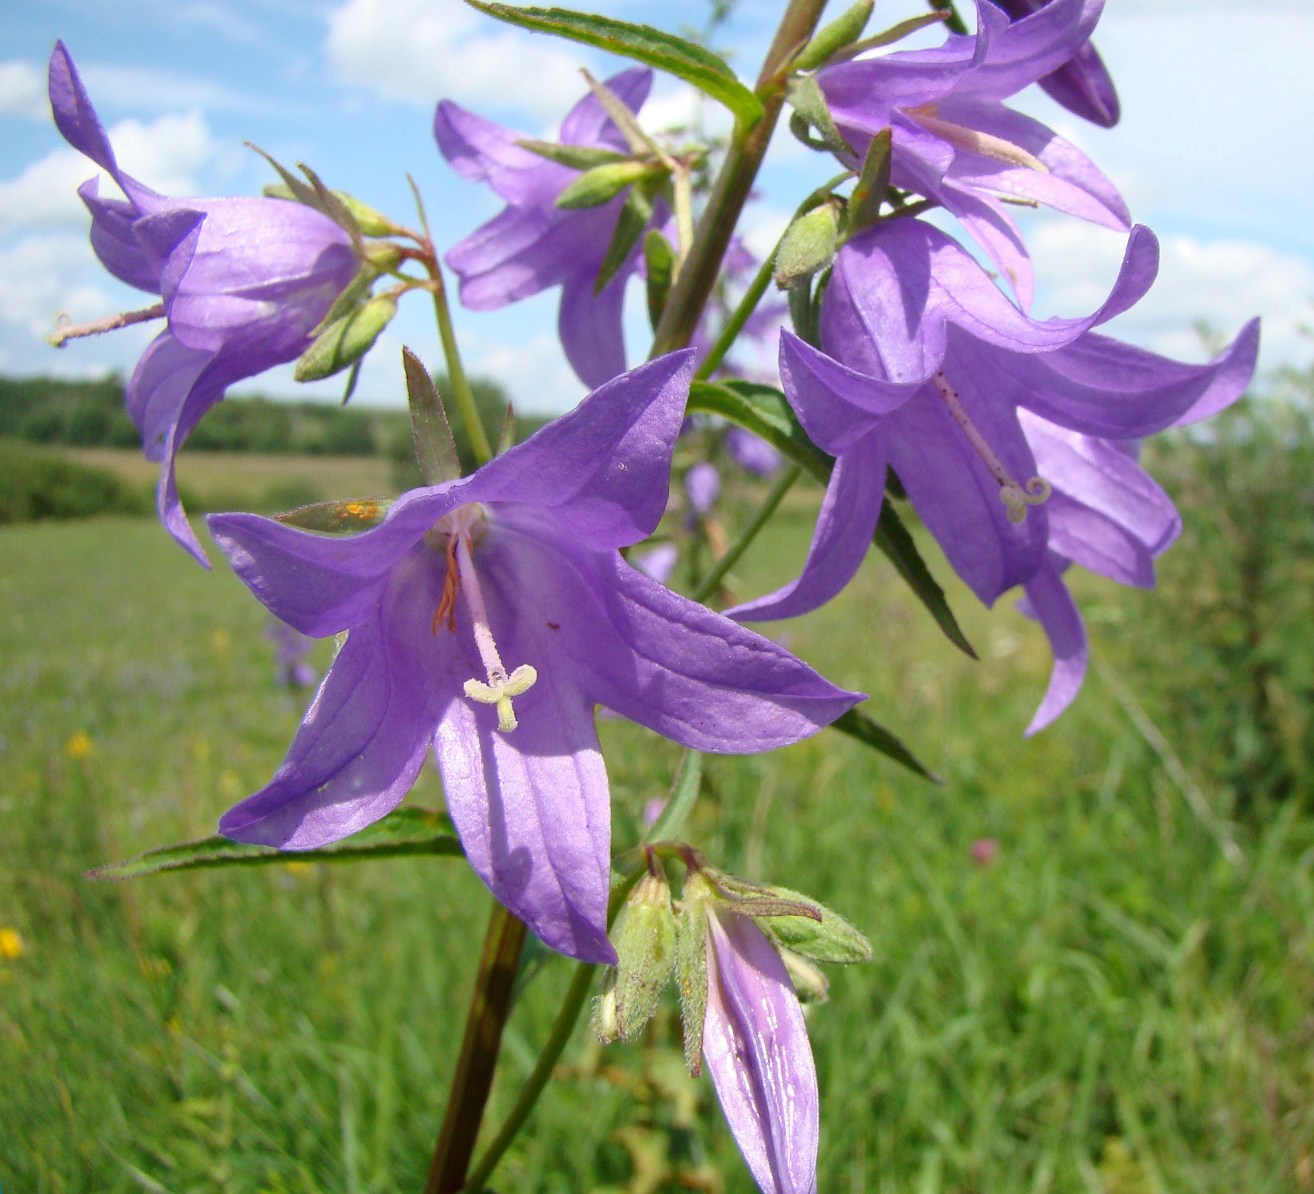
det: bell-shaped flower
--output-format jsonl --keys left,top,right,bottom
{"left": 815, "top": 0, "right": 1126, "bottom": 306}
{"left": 209, "top": 352, "right": 862, "bottom": 962}
{"left": 729, "top": 219, "right": 1258, "bottom": 730}
{"left": 48, "top": 43, "right": 360, "bottom": 564}
{"left": 436, "top": 69, "right": 655, "bottom": 389}
{"left": 703, "top": 905, "right": 819, "bottom": 1194}
{"left": 985, "top": 0, "right": 1120, "bottom": 126}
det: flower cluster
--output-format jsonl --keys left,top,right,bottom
{"left": 45, "top": 2, "right": 1261, "bottom": 1191}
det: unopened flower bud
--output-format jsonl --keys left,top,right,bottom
{"left": 332, "top": 191, "right": 398, "bottom": 237}
{"left": 294, "top": 292, "right": 397, "bottom": 382}
{"left": 792, "top": 0, "right": 875, "bottom": 72}
{"left": 556, "top": 160, "right": 656, "bottom": 210}
{"left": 605, "top": 872, "right": 677, "bottom": 1042}
{"left": 774, "top": 202, "right": 840, "bottom": 289}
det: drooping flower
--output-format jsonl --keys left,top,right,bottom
{"left": 210, "top": 352, "right": 861, "bottom": 962}
{"left": 436, "top": 69, "right": 655, "bottom": 389}
{"left": 986, "top": 0, "right": 1120, "bottom": 127}
{"left": 815, "top": 0, "right": 1126, "bottom": 306}
{"left": 48, "top": 43, "right": 360, "bottom": 563}
{"left": 730, "top": 219, "right": 1258, "bottom": 730}
{"left": 702, "top": 905, "right": 819, "bottom": 1194}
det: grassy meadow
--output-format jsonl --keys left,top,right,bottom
{"left": 2, "top": 447, "right": 1312, "bottom": 1192}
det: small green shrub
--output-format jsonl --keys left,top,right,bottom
{"left": 0, "top": 438, "right": 152, "bottom": 524}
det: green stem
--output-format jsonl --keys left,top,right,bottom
{"left": 426, "top": 264, "right": 494, "bottom": 467}
{"left": 694, "top": 251, "right": 775, "bottom": 382}
{"left": 462, "top": 959, "right": 597, "bottom": 1192}
{"left": 649, "top": 0, "right": 830, "bottom": 358}
{"left": 423, "top": 902, "right": 528, "bottom": 1194}
{"left": 693, "top": 463, "right": 802, "bottom": 604}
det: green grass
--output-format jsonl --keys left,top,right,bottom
{"left": 2, "top": 496, "right": 1312, "bottom": 1192}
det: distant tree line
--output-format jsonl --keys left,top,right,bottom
{"left": 0, "top": 373, "right": 547, "bottom": 466}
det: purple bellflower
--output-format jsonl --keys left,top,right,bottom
{"left": 436, "top": 70, "right": 654, "bottom": 389}
{"left": 48, "top": 43, "right": 359, "bottom": 564}
{"left": 816, "top": 0, "right": 1126, "bottom": 307}
{"left": 703, "top": 906, "right": 819, "bottom": 1194}
{"left": 729, "top": 219, "right": 1258, "bottom": 731}
{"left": 986, "top": 0, "right": 1120, "bottom": 127}
{"left": 1011, "top": 410, "right": 1183, "bottom": 729}
{"left": 209, "top": 353, "right": 861, "bottom": 962}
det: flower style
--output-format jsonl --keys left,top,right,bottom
{"left": 703, "top": 906, "right": 818, "bottom": 1194}
{"left": 48, "top": 43, "right": 360, "bottom": 564}
{"left": 209, "top": 353, "right": 861, "bottom": 962}
{"left": 815, "top": 0, "right": 1126, "bottom": 306}
{"left": 436, "top": 69, "right": 655, "bottom": 389}
{"left": 986, "top": 0, "right": 1120, "bottom": 126}
{"left": 730, "top": 219, "right": 1258, "bottom": 730}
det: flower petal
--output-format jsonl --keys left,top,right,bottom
{"left": 1020, "top": 560, "right": 1088, "bottom": 735}
{"left": 704, "top": 911, "right": 818, "bottom": 1194}
{"left": 434, "top": 100, "right": 572, "bottom": 206}
{"left": 219, "top": 548, "right": 450, "bottom": 847}
{"left": 557, "top": 264, "right": 631, "bottom": 389}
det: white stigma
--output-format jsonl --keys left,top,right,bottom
{"left": 932, "top": 371, "right": 1050, "bottom": 524}
{"left": 431, "top": 506, "right": 538, "bottom": 733}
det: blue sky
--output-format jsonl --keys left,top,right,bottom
{"left": 3, "top": 0, "right": 1312, "bottom": 414}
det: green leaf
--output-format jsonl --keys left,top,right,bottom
{"left": 594, "top": 186, "right": 652, "bottom": 295}
{"left": 517, "top": 138, "right": 629, "bottom": 170}
{"left": 848, "top": 127, "right": 892, "bottom": 233}
{"left": 829, "top": 707, "right": 941, "bottom": 782}
{"left": 88, "top": 808, "right": 463, "bottom": 880}
{"left": 688, "top": 378, "right": 975, "bottom": 659}
{"left": 466, "top": 2, "right": 764, "bottom": 129}
{"left": 402, "top": 346, "right": 461, "bottom": 485}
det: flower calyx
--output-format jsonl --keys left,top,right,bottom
{"left": 593, "top": 869, "right": 678, "bottom": 1045}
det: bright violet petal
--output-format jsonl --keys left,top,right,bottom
{"left": 466, "top": 351, "right": 693, "bottom": 546}
{"left": 559, "top": 67, "right": 652, "bottom": 147}
{"left": 729, "top": 443, "right": 888, "bottom": 624}
{"left": 434, "top": 100, "right": 573, "bottom": 206}
{"left": 704, "top": 910, "right": 818, "bottom": 1194}
{"left": 952, "top": 0, "right": 1104, "bottom": 102}
{"left": 78, "top": 178, "right": 160, "bottom": 293}
{"left": 219, "top": 551, "right": 449, "bottom": 846}
{"left": 1020, "top": 561, "right": 1088, "bottom": 734}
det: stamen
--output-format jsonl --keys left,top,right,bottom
{"left": 905, "top": 105, "right": 1049, "bottom": 173}
{"left": 427, "top": 511, "right": 537, "bottom": 733}
{"left": 932, "top": 371, "right": 1049, "bottom": 524}
{"left": 46, "top": 302, "right": 166, "bottom": 348}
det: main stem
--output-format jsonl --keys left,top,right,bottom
{"left": 650, "top": 0, "right": 830, "bottom": 357}
{"left": 423, "top": 902, "right": 528, "bottom": 1194}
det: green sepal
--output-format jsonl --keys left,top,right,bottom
{"left": 773, "top": 200, "right": 841, "bottom": 289}
{"left": 593, "top": 187, "right": 653, "bottom": 295}
{"left": 644, "top": 749, "right": 702, "bottom": 845}
{"left": 402, "top": 346, "right": 461, "bottom": 485}
{"left": 518, "top": 138, "right": 628, "bottom": 171}
{"left": 603, "top": 873, "right": 678, "bottom": 1042}
{"left": 785, "top": 75, "right": 850, "bottom": 156}
{"left": 556, "top": 159, "right": 655, "bottom": 210}
{"left": 847, "top": 127, "right": 892, "bottom": 234}
{"left": 792, "top": 0, "right": 875, "bottom": 71}
{"left": 751, "top": 884, "right": 873, "bottom": 965}
{"left": 643, "top": 230, "right": 677, "bottom": 332}
{"left": 274, "top": 496, "right": 392, "bottom": 534}
{"left": 675, "top": 877, "right": 711, "bottom": 1076}
{"left": 466, "top": 2, "right": 764, "bottom": 130}
{"left": 294, "top": 293, "right": 397, "bottom": 382}
{"left": 87, "top": 808, "right": 461, "bottom": 880}
{"left": 829, "top": 12, "right": 958, "bottom": 63}
{"left": 311, "top": 265, "right": 376, "bottom": 335}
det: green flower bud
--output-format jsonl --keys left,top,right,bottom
{"left": 753, "top": 883, "right": 872, "bottom": 965}
{"left": 556, "top": 160, "right": 656, "bottom": 210}
{"left": 606, "top": 872, "right": 677, "bottom": 1043}
{"left": 675, "top": 872, "right": 713, "bottom": 1076}
{"left": 331, "top": 191, "right": 397, "bottom": 237}
{"left": 792, "top": 0, "right": 875, "bottom": 72}
{"left": 774, "top": 202, "right": 841, "bottom": 289}
{"left": 294, "top": 292, "right": 397, "bottom": 383}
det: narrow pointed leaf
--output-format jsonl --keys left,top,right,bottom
{"left": 829, "top": 706, "right": 941, "bottom": 781}
{"left": 594, "top": 186, "right": 652, "bottom": 294}
{"left": 517, "top": 138, "right": 629, "bottom": 170}
{"left": 88, "top": 808, "right": 462, "bottom": 879}
{"left": 848, "top": 127, "right": 892, "bottom": 233}
{"left": 645, "top": 748, "right": 702, "bottom": 844}
{"left": 466, "top": 3, "right": 764, "bottom": 129}
{"left": 402, "top": 346, "right": 461, "bottom": 484}
{"left": 644, "top": 229, "right": 676, "bottom": 332}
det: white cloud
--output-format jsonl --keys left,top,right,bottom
{"left": 1028, "top": 220, "right": 1314, "bottom": 373}
{"left": 325, "top": 0, "right": 587, "bottom": 117}
{"left": 0, "top": 60, "right": 47, "bottom": 120}
{"left": 79, "top": 63, "right": 271, "bottom": 116}
{"left": 471, "top": 331, "right": 583, "bottom": 415}
{"left": 0, "top": 111, "right": 219, "bottom": 233}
